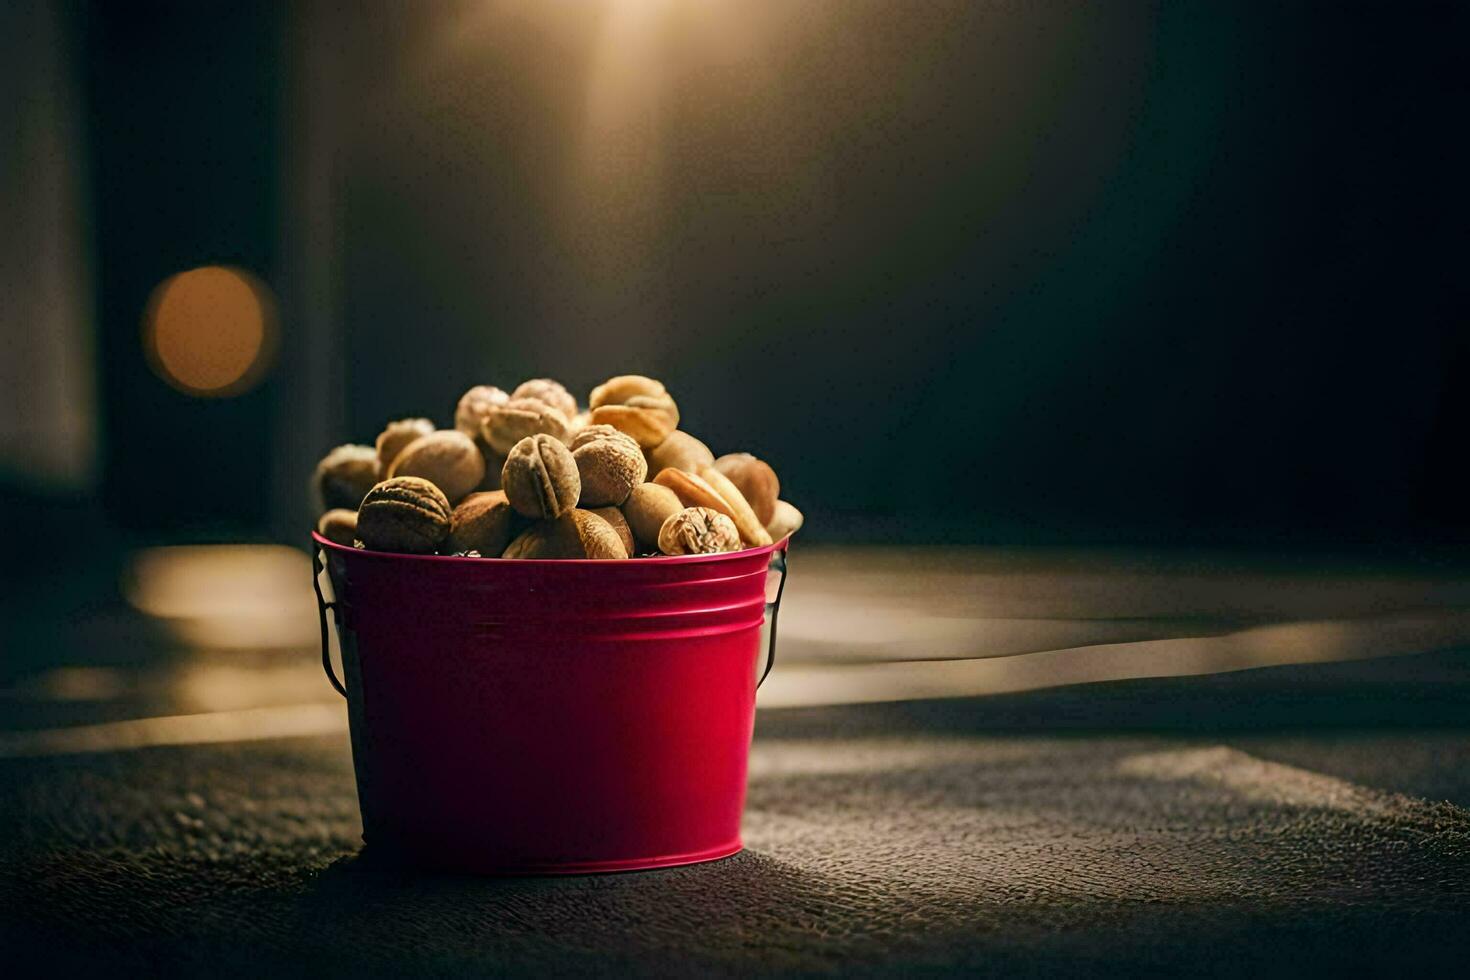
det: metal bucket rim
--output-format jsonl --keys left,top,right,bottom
{"left": 312, "top": 530, "right": 790, "bottom": 567}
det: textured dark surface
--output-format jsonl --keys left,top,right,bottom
{"left": 5, "top": 547, "right": 1470, "bottom": 975}
{"left": 4, "top": 693, "right": 1470, "bottom": 976}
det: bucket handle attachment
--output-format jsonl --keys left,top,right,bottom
{"left": 312, "top": 543, "right": 789, "bottom": 697}
{"left": 758, "top": 546, "right": 787, "bottom": 689}
{"left": 313, "top": 545, "right": 349, "bottom": 698}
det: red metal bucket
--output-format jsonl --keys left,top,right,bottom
{"left": 311, "top": 532, "right": 789, "bottom": 874}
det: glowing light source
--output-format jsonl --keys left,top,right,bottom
{"left": 142, "top": 265, "right": 277, "bottom": 397}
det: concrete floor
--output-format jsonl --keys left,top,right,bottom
{"left": 3, "top": 546, "right": 1470, "bottom": 975}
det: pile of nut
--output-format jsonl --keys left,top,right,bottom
{"left": 312, "top": 375, "right": 802, "bottom": 559}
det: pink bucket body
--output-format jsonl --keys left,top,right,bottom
{"left": 314, "top": 533, "right": 786, "bottom": 874}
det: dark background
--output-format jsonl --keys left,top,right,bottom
{"left": 6, "top": 0, "right": 1469, "bottom": 550}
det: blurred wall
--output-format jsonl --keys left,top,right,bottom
{"left": 296, "top": 0, "right": 1466, "bottom": 546}
{"left": 0, "top": 1, "right": 96, "bottom": 491}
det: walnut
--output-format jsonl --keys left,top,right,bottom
{"left": 501, "top": 434, "right": 580, "bottom": 519}
{"left": 658, "top": 507, "right": 741, "bottom": 556}
{"left": 356, "top": 477, "right": 451, "bottom": 554}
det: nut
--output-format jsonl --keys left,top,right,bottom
{"left": 316, "top": 508, "right": 359, "bottom": 547}
{"left": 312, "top": 444, "right": 379, "bottom": 512}
{"left": 658, "top": 507, "right": 742, "bottom": 556}
{"left": 388, "top": 430, "right": 486, "bottom": 503}
{"left": 502, "top": 509, "right": 628, "bottom": 559}
{"left": 501, "top": 434, "right": 581, "bottom": 519}
{"left": 653, "top": 467, "right": 772, "bottom": 547}
{"left": 713, "top": 453, "right": 780, "bottom": 525}
{"left": 448, "top": 490, "right": 519, "bottom": 555}
{"left": 356, "top": 477, "right": 451, "bottom": 554}
{"left": 588, "top": 506, "right": 636, "bottom": 556}
{"left": 482, "top": 397, "right": 571, "bottom": 455}
{"left": 375, "top": 418, "right": 434, "bottom": 472}
{"left": 587, "top": 375, "right": 679, "bottom": 448}
{"left": 454, "top": 385, "right": 510, "bottom": 436}
{"left": 511, "top": 378, "right": 577, "bottom": 420}
{"left": 765, "top": 499, "right": 804, "bottom": 541}
{"left": 621, "top": 482, "right": 683, "bottom": 554}
{"left": 647, "top": 430, "right": 714, "bottom": 475}
{"left": 571, "top": 425, "right": 647, "bottom": 507}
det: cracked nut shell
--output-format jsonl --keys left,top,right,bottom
{"left": 388, "top": 429, "right": 486, "bottom": 503}
{"left": 501, "top": 434, "right": 581, "bottom": 519}
{"left": 483, "top": 397, "right": 571, "bottom": 455}
{"left": 658, "top": 507, "right": 742, "bottom": 556}
{"left": 571, "top": 425, "right": 647, "bottom": 507}
{"left": 502, "top": 509, "right": 628, "bottom": 560}
{"left": 312, "top": 444, "right": 379, "bottom": 512}
{"left": 356, "top": 477, "right": 451, "bottom": 554}
{"left": 713, "top": 452, "right": 780, "bottom": 525}
{"left": 654, "top": 467, "right": 772, "bottom": 547}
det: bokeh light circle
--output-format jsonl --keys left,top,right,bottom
{"left": 143, "top": 265, "right": 278, "bottom": 397}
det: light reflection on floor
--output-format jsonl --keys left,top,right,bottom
{"left": 5, "top": 544, "right": 1470, "bottom": 756}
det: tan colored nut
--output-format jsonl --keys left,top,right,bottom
{"left": 587, "top": 375, "right": 679, "bottom": 449}
{"left": 388, "top": 430, "right": 486, "bottom": 503}
{"left": 571, "top": 423, "right": 633, "bottom": 452}
{"left": 376, "top": 418, "right": 435, "bottom": 472}
{"left": 647, "top": 430, "right": 714, "bottom": 475}
{"left": 589, "top": 375, "right": 666, "bottom": 409}
{"left": 511, "top": 378, "right": 577, "bottom": 420}
{"left": 356, "top": 477, "right": 451, "bottom": 554}
{"left": 654, "top": 468, "right": 771, "bottom": 547}
{"left": 588, "top": 506, "right": 636, "bottom": 557}
{"left": 765, "top": 499, "right": 804, "bottom": 541}
{"left": 454, "top": 385, "right": 509, "bottom": 437}
{"left": 312, "top": 444, "right": 379, "bottom": 512}
{"left": 697, "top": 466, "right": 773, "bottom": 547}
{"left": 572, "top": 428, "right": 647, "bottom": 507}
{"left": 658, "top": 507, "right": 742, "bottom": 556}
{"left": 482, "top": 397, "right": 571, "bottom": 455}
{"left": 502, "top": 509, "right": 628, "bottom": 560}
{"left": 567, "top": 411, "right": 592, "bottom": 442}
{"left": 621, "top": 482, "right": 684, "bottom": 554}
{"left": 448, "top": 490, "right": 519, "bottom": 556}
{"left": 501, "top": 434, "right": 580, "bottom": 519}
{"left": 713, "top": 453, "right": 780, "bottom": 525}
{"left": 316, "top": 508, "right": 359, "bottom": 547}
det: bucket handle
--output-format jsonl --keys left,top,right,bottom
{"left": 758, "top": 546, "right": 787, "bottom": 689}
{"left": 312, "top": 545, "right": 349, "bottom": 698}
{"left": 312, "top": 543, "right": 789, "bottom": 697}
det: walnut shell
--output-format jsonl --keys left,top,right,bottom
{"left": 316, "top": 508, "right": 359, "bottom": 547}
{"left": 388, "top": 430, "right": 486, "bottom": 503}
{"left": 621, "top": 482, "right": 683, "bottom": 554}
{"left": 572, "top": 427, "right": 647, "bottom": 507}
{"left": 588, "top": 506, "right": 636, "bottom": 557}
{"left": 654, "top": 467, "right": 771, "bottom": 547}
{"left": 312, "top": 444, "right": 379, "bottom": 512}
{"left": 448, "top": 490, "right": 519, "bottom": 556}
{"left": 482, "top": 397, "right": 571, "bottom": 455}
{"left": 511, "top": 378, "right": 577, "bottom": 420}
{"left": 501, "top": 434, "right": 581, "bottom": 519}
{"left": 587, "top": 375, "right": 679, "bottom": 449}
{"left": 357, "top": 477, "right": 451, "bottom": 554}
{"left": 765, "top": 499, "right": 804, "bottom": 541}
{"left": 502, "top": 509, "right": 628, "bottom": 560}
{"left": 375, "top": 418, "right": 434, "bottom": 472}
{"left": 454, "top": 385, "right": 510, "bottom": 436}
{"left": 713, "top": 453, "right": 780, "bottom": 525}
{"left": 647, "top": 430, "right": 714, "bottom": 475}
{"left": 658, "top": 507, "right": 742, "bottom": 556}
